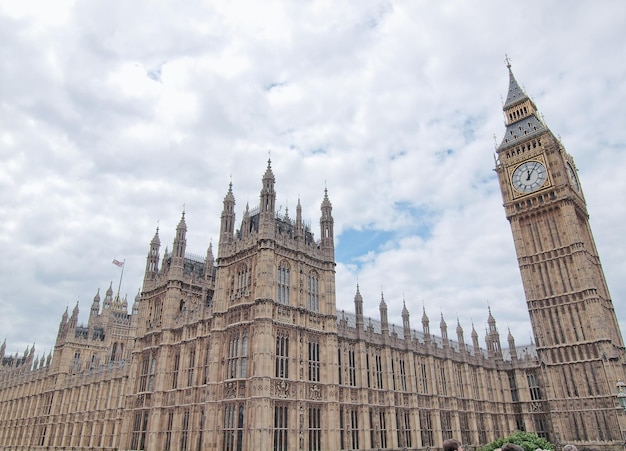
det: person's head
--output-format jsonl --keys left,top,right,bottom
{"left": 443, "top": 439, "right": 462, "bottom": 451}
{"left": 563, "top": 445, "right": 578, "bottom": 451}
{"left": 501, "top": 444, "right": 524, "bottom": 451}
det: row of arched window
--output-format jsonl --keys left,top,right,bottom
{"left": 277, "top": 262, "right": 320, "bottom": 312}
{"left": 228, "top": 261, "right": 321, "bottom": 311}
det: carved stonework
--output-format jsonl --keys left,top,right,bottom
{"left": 309, "top": 384, "right": 322, "bottom": 400}
{"left": 224, "top": 381, "right": 237, "bottom": 398}
{"left": 275, "top": 380, "right": 290, "bottom": 398}
{"left": 531, "top": 401, "right": 541, "bottom": 411}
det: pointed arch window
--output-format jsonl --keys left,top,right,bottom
{"left": 308, "top": 336, "right": 320, "bottom": 382}
{"left": 273, "top": 404, "right": 288, "bottom": 451}
{"left": 308, "top": 405, "right": 322, "bottom": 451}
{"left": 307, "top": 272, "right": 319, "bottom": 312}
{"left": 223, "top": 403, "right": 245, "bottom": 451}
{"left": 236, "top": 264, "right": 249, "bottom": 297}
{"left": 277, "top": 263, "right": 290, "bottom": 305}
{"left": 227, "top": 330, "right": 248, "bottom": 379}
{"left": 275, "top": 330, "right": 289, "bottom": 378}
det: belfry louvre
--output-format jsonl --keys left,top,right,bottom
{"left": 1, "top": 65, "right": 625, "bottom": 451}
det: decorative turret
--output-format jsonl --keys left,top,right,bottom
{"left": 319, "top": 187, "right": 334, "bottom": 257}
{"left": 508, "top": 328, "right": 517, "bottom": 362}
{"left": 144, "top": 227, "right": 161, "bottom": 285}
{"left": 132, "top": 290, "right": 140, "bottom": 315}
{"left": 456, "top": 319, "right": 465, "bottom": 350}
{"left": 440, "top": 313, "right": 449, "bottom": 346}
{"left": 259, "top": 159, "right": 276, "bottom": 239}
{"left": 220, "top": 182, "right": 236, "bottom": 245}
{"left": 57, "top": 307, "right": 69, "bottom": 340}
{"left": 379, "top": 292, "right": 388, "bottom": 337}
{"left": 90, "top": 289, "right": 100, "bottom": 319}
{"left": 204, "top": 242, "right": 215, "bottom": 281}
{"left": 354, "top": 284, "right": 364, "bottom": 331}
{"left": 172, "top": 211, "right": 187, "bottom": 262}
{"left": 471, "top": 323, "right": 480, "bottom": 351}
{"left": 0, "top": 339, "right": 5, "bottom": 359}
{"left": 485, "top": 308, "right": 502, "bottom": 359}
{"left": 103, "top": 282, "right": 114, "bottom": 310}
{"left": 161, "top": 245, "right": 169, "bottom": 271}
{"left": 26, "top": 344, "right": 35, "bottom": 367}
{"left": 241, "top": 203, "right": 250, "bottom": 239}
{"left": 422, "top": 307, "right": 431, "bottom": 343}
{"left": 295, "top": 198, "right": 304, "bottom": 241}
{"left": 402, "top": 300, "right": 411, "bottom": 340}
{"left": 69, "top": 302, "right": 79, "bottom": 329}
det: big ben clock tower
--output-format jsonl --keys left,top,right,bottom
{"left": 495, "top": 60, "right": 626, "bottom": 445}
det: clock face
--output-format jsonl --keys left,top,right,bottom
{"left": 511, "top": 160, "right": 547, "bottom": 193}
{"left": 566, "top": 162, "right": 580, "bottom": 191}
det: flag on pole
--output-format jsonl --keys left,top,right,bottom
{"left": 112, "top": 259, "right": 124, "bottom": 267}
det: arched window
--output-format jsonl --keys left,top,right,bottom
{"left": 277, "top": 262, "right": 290, "bottom": 305}
{"left": 307, "top": 272, "right": 319, "bottom": 312}
{"left": 223, "top": 403, "right": 245, "bottom": 451}
{"left": 275, "top": 331, "right": 289, "bottom": 378}
{"left": 227, "top": 330, "right": 248, "bottom": 379}
{"left": 236, "top": 264, "right": 249, "bottom": 296}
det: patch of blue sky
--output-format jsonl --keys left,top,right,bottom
{"left": 393, "top": 201, "right": 435, "bottom": 239}
{"left": 337, "top": 202, "right": 435, "bottom": 266}
{"left": 336, "top": 228, "right": 395, "bottom": 265}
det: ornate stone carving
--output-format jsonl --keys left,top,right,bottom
{"left": 309, "top": 384, "right": 322, "bottom": 400}
{"left": 276, "top": 379, "right": 290, "bottom": 398}
{"left": 224, "top": 381, "right": 237, "bottom": 398}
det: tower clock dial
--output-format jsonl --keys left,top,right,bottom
{"left": 511, "top": 160, "right": 547, "bottom": 193}
{"left": 566, "top": 162, "right": 580, "bottom": 191}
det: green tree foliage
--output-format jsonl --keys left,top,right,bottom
{"left": 479, "top": 431, "right": 554, "bottom": 451}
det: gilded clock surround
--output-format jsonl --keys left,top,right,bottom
{"left": 508, "top": 155, "right": 552, "bottom": 197}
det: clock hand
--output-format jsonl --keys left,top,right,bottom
{"left": 526, "top": 170, "right": 531, "bottom": 181}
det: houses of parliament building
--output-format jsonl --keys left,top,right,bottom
{"left": 1, "top": 65, "right": 625, "bottom": 451}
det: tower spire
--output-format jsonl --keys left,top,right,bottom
{"left": 219, "top": 181, "right": 236, "bottom": 248}
{"left": 144, "top": 226, "right": 160, "bottom": 287}
{"left": 319, "top": 187, "right": 334, "bottom": 258}
{"left": 503, "top": 56, "right": 529, "bottom": 109}
{"left": 259, "top": 159, "right": 276, "bottom": 238}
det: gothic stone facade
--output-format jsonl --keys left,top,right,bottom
{"left": 1, "top": 66, "right": 625, "bottom": 451}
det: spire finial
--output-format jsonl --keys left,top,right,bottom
{"left": 505, "top": 53, "right": 512, "bottom": 69}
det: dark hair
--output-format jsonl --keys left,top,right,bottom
{"left": 443, "top": 439, "right": 462, "bottom": 451}
{"left": 501, "top": 444, "right": 524, "bottom": 451}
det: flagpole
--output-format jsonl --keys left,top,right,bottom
{"left": 116, "top": 259, "right": 125, "bottom": 299}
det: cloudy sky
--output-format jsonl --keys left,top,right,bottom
{"left": 1, "top": 0, "right": 625, "bottom": 358}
